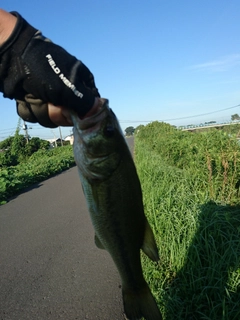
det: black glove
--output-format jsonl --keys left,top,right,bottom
{"left": 0, "top": 11, "right": 100, "bottom": 124}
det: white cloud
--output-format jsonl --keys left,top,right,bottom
{"left": 190, "top": 54, "right": 240, "bottom": 72}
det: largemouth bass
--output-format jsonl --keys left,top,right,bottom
{"left": 71, "top": 99, "right": 162, "bottom": 320}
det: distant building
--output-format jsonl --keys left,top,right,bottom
{"left": 64, "top": 134, "right": 74, "bottom": 145}
{"left": 46, "top": 138, "right": 62, "bottom": 147}
{"left": 46, "top": 134, "right": 74, "bottom": 146}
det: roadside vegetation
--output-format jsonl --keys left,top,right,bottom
{"left": 1, "top": 119, "right": 240, "bottom": 319}
{"left": 135, "top": 122, "right": 240, "bottom": 320}
{"left": 0, "top": 126, "right": 75, "bottom": 204}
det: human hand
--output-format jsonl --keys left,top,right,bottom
{"left": 0, "top": 11, "right": 100, "bottom": 126}
{"left": 16, "top": 95, "right": 73, "bottom": 128}
{"left": 16, "top": 95, "right": 102, "bottom": 128}
{"left": 47, "top": 97, "right": 103, "bottom": 126}
{"left": 48, "top": 104, "right": 73, "bottom": 127}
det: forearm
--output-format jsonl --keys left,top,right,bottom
{"left": 0, "top": 9, "right": 17, "bottom": 45}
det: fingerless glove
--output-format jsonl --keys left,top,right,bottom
{"left": 0, "top": 12, "right": 100, "bottom": 124}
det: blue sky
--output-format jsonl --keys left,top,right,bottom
{"left": 1, "top": 0, "right": 240, "bottom": 140}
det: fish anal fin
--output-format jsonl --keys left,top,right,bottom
{"left": 141, "top": 220, "right": 159, "bottom": 262}
{"left": 94, "top": 234, "right": 105, "bottom": 250}
{"left": 122, "top": 282, "right": 162, "bottom": 320}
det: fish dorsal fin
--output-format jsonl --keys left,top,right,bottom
{"left": 141, "top": 220, "right": 159, "bottom": 262}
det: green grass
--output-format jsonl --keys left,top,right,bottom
{"left": 1, "top": 122, "right": 240, "bottom": 318}
{"left": 135, "top": 128, "right": 240, "bottom": 320}
{"left": 0, "top": 146, "right": 75, "bottom": 204}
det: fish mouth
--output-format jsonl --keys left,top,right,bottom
{"left": 74, "top": 99, "right": 110, "bottom": 131}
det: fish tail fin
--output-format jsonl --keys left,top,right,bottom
{"left": 141, "top": 220, "right": 159, "bottom": 262}
{"left": 122, "top": 282, "right": 162, "bottom": 320}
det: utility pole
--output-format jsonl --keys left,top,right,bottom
{"left": 59, "top": 127, "right": 63, "bottom": 146}
{"left": 23, "top": 121, "right": 29, "bottom": 144}
{"left": 51, "top": 130, "right": 58, "bottom": 147}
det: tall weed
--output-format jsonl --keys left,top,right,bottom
{"left": 0, "top": 146, "right": 75, "bottom": 204}
{"left": 135, "top": 123, "right": 240, "bottom": 319}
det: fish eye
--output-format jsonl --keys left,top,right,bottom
{"left": 104, "top": 125, "right": 115, "bottom": 137}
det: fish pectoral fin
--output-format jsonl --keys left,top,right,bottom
{"left": 94, "top": 234, "right": 105, "bottom": 250}
{"left": 141, "top": 220, "right": 159, "bottom": 262}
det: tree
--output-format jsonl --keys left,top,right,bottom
{"left": 25, "top": 137, "right": 50, "bottom": 156}
{"left": 125, "top": 126, "right": 135, "bottom": 136}
{"left": 10, "top": 119, "right": 26, "bottom": 163}
{"left": 0, "top": 136, "right": 15, "bottom": 150}
{"left": 0, "top": 119, "right": 24, "bottom": 166}
{"left": 0, "top": 119, "right": 50, "bottom": 166}
{"left": 135, "top": 125, "right": 145, "bottom": 134}
{"left": 0, "top": 149, "right": 18, "bottom": 167}
{"left": 231, "top": 114, "right": 240, "bottom": 121}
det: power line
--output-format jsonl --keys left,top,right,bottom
{"left": 1, "top": 103, "right": 239, "bottom": 131}
{"left": 0, "top": 127, "right": 17, "bottom": 133}
{"left": 160, "top": 103, "right": 240, "bottom": 122}
{"left": 119, "top": 103, "right": 240, "bottom": 123}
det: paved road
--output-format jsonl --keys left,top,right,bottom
{"left": 0, "top": 137, "right": 134, "bottom": 320}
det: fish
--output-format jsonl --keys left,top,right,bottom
{"left": 71, "top": 99, "right": 162, "bottom": 320}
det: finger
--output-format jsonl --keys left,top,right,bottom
{"left": 24, "top": 95, "right": 58, "bottom": 128}
{"left": 48, "top": 104, "right": 73, "bottom": 126}
{"left": 17, "top": 100, "right": 38, "bottom": 123}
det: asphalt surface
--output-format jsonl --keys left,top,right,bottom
{"left": 0, "top": 137, "right": 134, "bottom": 320}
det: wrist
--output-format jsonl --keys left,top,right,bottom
{"left": 0, "top": 10, "right": 17, "bottom": 45}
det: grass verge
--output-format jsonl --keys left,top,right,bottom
{"left": 135, "top": 134, "right": 240, "bottom": 320}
